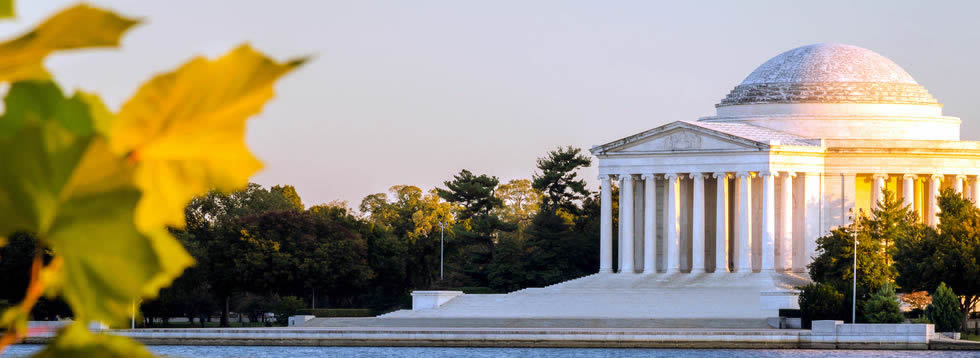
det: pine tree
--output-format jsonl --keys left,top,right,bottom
{"left": 927, "top": 282, "right": 963, "bottom": 332}
{"left": 864, "top": 283, "right": 904, "bottom": 323}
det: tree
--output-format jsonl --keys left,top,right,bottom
{"left": 901, "top": 291, "right": 931, "bottom": 311}
{"left": 436, "top": 170, "right": 502, "bottom": 220}
{"left": 496, "top": 179, "right": 541, "bottom": 240}
{"left": 359, "top": 186, "right": 457, "bottom": 294}
{"left": 807, "top": 224, "right": 895, "bottom": 321}
{"left": 486, "top": 235, "right": 531, "bottom": 292}
{"left": 863, "top": 284, "right": 904, "bottom": 323}
{"left": 523, "top": 209, "right": 575, "bottom": 286}
{"left": 532, "top": 146, "right": 592, "bottom": 214}
{"left": 860, "top": 189, "right": 915, "bottom": 267}
{"left": 179, "top": 183, "right": 298, "bottom": 327}
{"left": 437, "top": 170, "right": 513, "bottom": 286}
{"left": 927, "top": 283, "right": 963, "bottom": 332}
{"left": 272, "top": 184, "right": 304, "bottom": 210}
{"left": 894, "top": 189, "right": 980, "bottom": 330}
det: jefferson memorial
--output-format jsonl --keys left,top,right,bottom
{"left": 387, "top": 43, "right": 979, "bottom": 326}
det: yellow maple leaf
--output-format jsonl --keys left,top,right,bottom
{"left": 0, "top": 4, "right": 139, "bottom": 82}
{"left": 110, "top": 44, "right": 306, "bottom": 230}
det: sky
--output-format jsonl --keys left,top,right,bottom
{"left": 6, "top": 1, "right": 980, "bottom": 210}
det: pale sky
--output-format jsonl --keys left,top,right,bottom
{"left": 7, "top": 1, "right": 980, "bottom": 209}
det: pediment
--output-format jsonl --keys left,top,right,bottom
{"left": 591, "top": 122, "right": 768, "bottom": 155}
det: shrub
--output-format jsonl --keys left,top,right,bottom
{"left": 926, "top": 282, "right": 962, "bottom": 332}
{"left": 910, "top": 316, "right": 931, "bottom": 324}
{"left": 864, "top": 283, "right": 904, "bottom": 323}
{"left": 272, "top": 296, "right": 307, "bottom": 326}
{"left": 799, "top": 283, "right": 846, "bottom": 328}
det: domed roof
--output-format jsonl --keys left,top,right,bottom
{"left": 717, "top": 43, "right": 937, "bottom": 107}
{"left": 741, "top": 43, "right": 916, "bottom": 85}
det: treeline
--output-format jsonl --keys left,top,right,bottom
{"left": 0, "top": 146, "right": 600, "bottom": 326}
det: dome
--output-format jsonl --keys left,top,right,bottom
{"left": 717, "top": 43, "right": 937, "bottom": 107}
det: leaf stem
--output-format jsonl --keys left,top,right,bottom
{"left": 0, "top": 243, "right": 63, "bottom": 354}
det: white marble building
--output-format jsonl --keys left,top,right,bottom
{"left": 592, "top": 43, "right": 979, "bottom": 276}
{"left": 390, "top": 44, "right": 979, "bottom": 326}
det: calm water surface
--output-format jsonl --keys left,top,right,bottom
{"left": 4, "top": 345, "right": 979, "bottom": 358}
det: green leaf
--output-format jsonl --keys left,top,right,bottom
{"left": 34, "top": 322, "right": 153, "bottom": 358}
{"left": 0, "top": 0, "right": 13, "bottom": 19}
{"left": 109, "top": 44, "right": 307, "bottom": 231}
{"left": 0, "top": 81, "right": 193, "bottom": 326}
{"left": 0, "top": 121, "right": 91, "bottom": 236}
{"left": 0, "top": 4, "right": 139, "bottom": 82}
{"left": 0, "top": 81, "right": 101, "bottom": 138}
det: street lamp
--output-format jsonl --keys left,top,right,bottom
{"left": 852, "top": 222, "right": 857, "bottom": 324}
{"left": 438, "top": 221, "right": 446, "bottom": 281}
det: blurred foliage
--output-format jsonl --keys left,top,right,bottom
{"left": 0, "top": 1, "right": 304, "bottom": 356}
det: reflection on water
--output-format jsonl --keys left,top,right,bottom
{"left": 3, "top": 345, "right": 979, "bottom": 358}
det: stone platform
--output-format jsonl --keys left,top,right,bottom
{"left": 22, "top": 322, "right": 967, "bottom": 350}
{"left": 373, "top": 272, "right": 808, "bottom": 328}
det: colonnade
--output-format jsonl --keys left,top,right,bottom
{"left": 598, "top": 171, "right": 980, "bottom": 275}
{"left": 599, "top": 171, "right": 796, "bottom": 274}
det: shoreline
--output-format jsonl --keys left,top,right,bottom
{"left": 20, "top": 327, "right": 980, "bottom": 350}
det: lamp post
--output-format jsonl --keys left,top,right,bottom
{"left": 438, "top": 221, "right": 446, "bottom": 281}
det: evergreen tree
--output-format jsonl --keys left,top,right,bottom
{"left": 863, "top": 283, "right": 904, "bottom": 323}
{"left": 927, "top": 282, "right": 963, "bottom": 332}
{"left": 436, "top": 170, "right": 502, "bottom": 220}
{"left": 532, "top": 146, "right": 591, "bottom": 214}
{"left": 437, "top": 170, "right": 512, "bottom": 287}
{"left": 860, "top": 188, "right": 915, "bottom": 267}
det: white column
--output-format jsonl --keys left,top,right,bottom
{"left": 713, "top": 172, "right": 730, "bottom": 273}
{"left": 954, "top": 175, "right": 966, "bottom": 195}
{"left": 902, "top": 174, "right": 916, "bottom": 209}
{"left": 928, "top": 174, "right": 941, "bottom": 227}
{"left": 778, "top": 172, "right": 794, "bottom": 272}
{"left": 620, "top": 174, "right": 635, "bottom": 274}
{"left": 665, "top": 173, "right": 680, "bottom": 274}
{"left": 599, "top": 175, "right": 613, "bottom": 273}
{"left": 973, "top": 176, "right": 980, "bottom": 208}
{"left": 690, "top": 173, "right": 705, "bottom": 274}
{"left": 843, "top": 173, "right": 856, "bottom": 226}
{"left": 802, "top": 173, "right": 821, "bottom": 273}
{"left": 872, "top": 174, "right": 887, "bottom": 210}
{"left": 735, "top": 172, "right": 752, "bottom": 273}
{"left": 642, "top": 174, "right": 657, "bottom": 274}
{"left": 618, "top": 176, "right": 625, "bottom": 271}
{"left": 761, "top": 171, "right": 775, "bottom": 272}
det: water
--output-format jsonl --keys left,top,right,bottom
{"left": 3, "top": 345, "right": 978, "bottom": 358}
